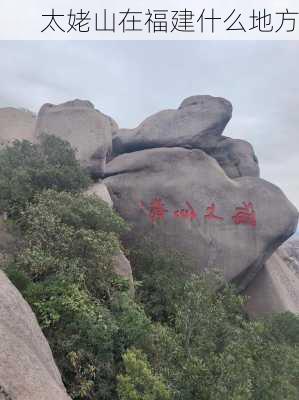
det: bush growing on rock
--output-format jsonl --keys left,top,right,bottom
{"left": 6, "top": 189, "right": 150, "bottom": 400}
{"left": 117, "top": 349, "right": 171, "bottom": 400}
{"left": 16, "top": 190, "right": 129, "bottom": 293}
{"left": 118, "top": 273, "right": 299, "bottom": 400}
{"left": 0, "top": 135, "right": 91, "bottom": 217}
{"left": 130, "top": 240, "right": 192, "bottom": 324}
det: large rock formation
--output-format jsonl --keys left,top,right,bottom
{"left": 199, "top": 136, "right": 260, "bottom": 179}
{"left": 1, "top": 94, "right": 297, "bottom": 316}
{"left": 104, "top": 95, "right": 298, "bottom": 299}
{"left": 244, "top": 247, "right": 299, "bottom": 317}
{"left": 113, "top": 95, "right": 232, "bottom": 153}
{"left": 0, "top": 107, "right": 36, "bottom": 149}
{"left": 104, "top": 147, "right": 298, "bottom": 287}
{"left": 85, "top": 181, "right": 114, "bottom": 208}
{"left": 282, "top": 238, "right": 299, "bottom": 274}
{"left": 0, "top": 270, "right": 71, "bottom": 400}
{"left": 35, "top": 99, "right": 117, "bottom": 178}
{"left": 112, "top": 95, "right": 259, "bottom": 179}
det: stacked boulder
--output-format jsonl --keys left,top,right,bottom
{"left": 244, "top": 237, "right": 299, "bottom": 317}
{"left": 0, "top": 107, "right": 36, "bottom": 149}
{"left": 283, "top": 237, "right": 299, "bottom": 274}
{"left": 1, "top": 96, "right": 298, "bottom": 317}
{"left": 244, "top": 246, "right": 299, "bottom": 316}
{"left": 103, "top": 95, "right": 298, "bottom": 296}
{"left": 34, "top": 99, "right": 117, "bottom": 178}
{"left": 113, "top": 95, "right": 260, "bottom": 179}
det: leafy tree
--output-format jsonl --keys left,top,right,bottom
{"left": 131, "top": 240, "right": 192, "bottom": 324}
{"left": 15, "top": 190, "right": 129, "bottom": 296}
{"left": 263, "top": 312, "right": 299, "bottom": 346}
{"left": 25, "top": 278, "right": 118, "bottom": 399}
{"left": 139, "top": 275, "right": 299, "bottom": 400}
{"left": 5, "top": 189, "right": 151, "bottom": 400}
{"left": 117, "top": 349, "right": 171, "bottom": 400}
{"left": 0, "top": 135, "right": 90, "bottom": 217}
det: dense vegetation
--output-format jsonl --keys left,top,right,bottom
{"left": 0, "top": 135, "right": 90, "bottom": 217}
{"left": 1, "top": 138, "right": 299, "bottom": 400}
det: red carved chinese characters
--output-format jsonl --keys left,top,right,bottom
{"left": 140, "top": 198, "right": 168, "bottom": 223}
{"left": 232, "top": 202, "right": 256, "bottom": 227}
{"left": 139, "top": 199, "right": 256, "bottom": 228}
{"left": 173, "top": 201, "right": 197, "bottom": 221}
{"left": 204, "top": 203, "right": 224, "bottom": 221}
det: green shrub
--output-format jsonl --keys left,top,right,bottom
{"left": 131, "top": 241, "right": 192, "bottom": 324}
{"left": 263, "top": 312, "right": 299, "bottom": 345}
{"left": 117, "top": 349, "right": 171, "bottom": 400}
{"left": 14, "top": 190, "right": 129, "bottom": 296}
{"left": 137, "top": 275, "right": 299, "bottom": 400}
{"left": 0, "top": 135, "right": 90, "bottom": 217}
{"left": 24, "top": 278, "right": 118, "bottom": 399}
{"left": 6, "top": 189, "right": 150, "bottom": 400}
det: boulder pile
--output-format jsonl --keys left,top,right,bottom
{"left": 1, "top": 95, "right": 298, "bottom": 316}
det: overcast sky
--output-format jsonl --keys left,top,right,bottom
{"left": 0, "top": 40, "right": 298, "bottom": 217}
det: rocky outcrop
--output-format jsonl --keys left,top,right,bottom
{"left": 199, "top": 136, "right": 260, "bottom": 179}
{"left": 85, "top": 181, "right": 114, "bottom": 207}
{"left": 0, "top": 107, "right": 36, "bottom": 149}
{"left": 35, "top": 99, "right": 117, "bottom": 178}
{"left": 104, "top": 147, "right": 298, "bottom": 286}
{"left": 112, "top": 251, "right": 134, "bottom": 285}
{"left": 113, "top": 95, "right": 232, "bottom": 154}
{"left": 244, "top": 248, "right": 299, "bottom": 317}
{"left": 0, "top": 271, "right": 71, "bottom": 400}
{"left": 282, "top": 238, "right": 299, "bottom": 275}
{"left": 112, "top": 95, "right": 259, "bottom": 179}
{"left": 1, "top": 94, "right": 297, "bottom": 316}
{"left": 104, "top": 95, "right": 298, "bottom": 299}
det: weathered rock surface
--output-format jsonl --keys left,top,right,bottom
{"left": 199, "top": 136, "right": 260, "bottom": 178}
{"left": 283, "top": 238, "right": 299, "bottom": 263}
{"left": 281, "top": 238, "right": 299, "bottom": 275}
{"left": 35, "top": 99, "right": 117, "bottom": 178}
{"left": 85, "top": 181, "right": 114, "bottom": 207}
{"left": 112, "top": 251, "right": 134, "bottom": 285}
{"left": 113, "top": 95, "right": 232, "bottom": 153}
{"left": 0, "top": 107, "right": 36, "bottom": 149}
{"left": 244, "top": 248, "right": 299, "bottom": 317}
{"left": 0, "top": 270, "right": 71, "bottom": 400}
{"left": 112, "top": 95, "right": 259, "bottom": 179}
{"left": 104, "top": 147, "right": 298, "bottom": 286}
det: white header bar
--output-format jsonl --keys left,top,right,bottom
{"left": 1, "top": 0, "right": 299, "bottom": 40}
